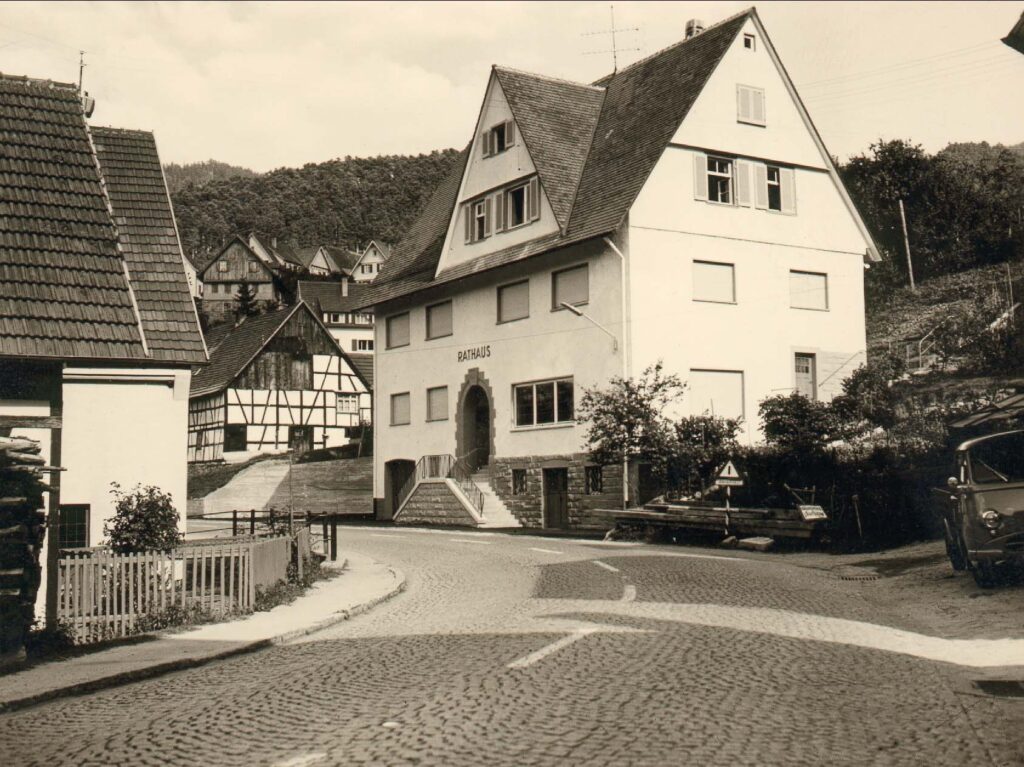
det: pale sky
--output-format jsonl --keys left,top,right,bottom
{"left": 2, "top": 1, "right": 1022, "bottom": 172}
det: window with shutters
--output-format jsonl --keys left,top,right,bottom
{"left": 390, "top": 392, "right": 411, "bottom": 426}
{"left": 789, "top": 270, "right": 829, "bottom": 311}
{"left": 552, "top": 264, "right": 589, "bottom": 310}
{"left": 507, "top": 183, "right": 527, "bottom": 228}
{"left": 483, "top": 121, "right": 515, "bottom": 157}
{"left": 472, "top": 199, "right": 487, "bottom": 242}
{"left": 426, "top": 386, "right": 448, "bottom": 421}
{"left": 692, "top": 261, "right": 736, "bottom": 304}
{"left": 737, "top": 84, "right": 766, "bottom": 126}
{"left": 707, "top": 157, "right": 733, "bottom": 204}
{"left": 386, "top": 312, "right": 410, "bottom": 349}
{"left": 426, "top": 300, "right": 453, "bottom": 340}
{"left": 497, "top": 279, "right": 530, "bottom": 324}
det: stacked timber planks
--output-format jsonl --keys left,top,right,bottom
{"left": 596, "top": 502, "right": 828, "bottom": 541}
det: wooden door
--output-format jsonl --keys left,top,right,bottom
{"left": 795, "top": 353, "right": 817, "bottom": 400}
{"left": 543, "top": 468, "right": 569, "bottom": 529}
{"left": 289, "top": 426, "right": 313, "bottom": 453}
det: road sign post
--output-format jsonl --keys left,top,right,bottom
{"left": 715, "top": 460, "right": 744, "bottom": 512}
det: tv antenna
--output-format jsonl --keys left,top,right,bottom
{"left": 582, "top": 5, "right": 640, "bottom": 73}
{"left": 78, "top": 50, "right": 86, "bottom": 92}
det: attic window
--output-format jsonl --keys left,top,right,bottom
{"left": 217, "top": 260, "right": 228, "bottom": 273}
{"left": 743, "top": 33, "right": 756, "bottom": 50}
{"left": 508, "top": 184, "right": 527, "bottom": 228}
{"left": 482, "top": 120, "right": 515, "bottom": 157}
{"left": 473, "top": 200, "right": 488, "bottom": 241}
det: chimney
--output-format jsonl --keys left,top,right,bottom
{"left": 685, "top": 19, "right": 705, "bottom": 39}
{"left": 341, "top": 276, "right": 349, "bottom": 298}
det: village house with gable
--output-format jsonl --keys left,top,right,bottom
{"left": 356, "top": 8, "right": 879, "bottom": 530}
{"left": 0, "top": 75, "right": 207, "bottom": 619}
{"left": 187, "top": 302, "right": 371, "bottom": 463}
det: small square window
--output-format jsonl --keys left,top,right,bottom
{"left": 217, "top": 261, "right": 228, "bottom": 273}
{"left": 497, "top": 280, "right": 529, "bottom": 324}
{"left": 743, "top": 33, "right": 756, "bottom": 50}
{"left": 585, "top": 466, "right": 603, "bottom": 495}
{"left": 512, "top": 469, "right": 528, "bottom": 495}
{"left": 337, "top": 394, "right": 359, "bottom": 415}
{"left": 248, "top": 261, "right": 259, "bottom": 273}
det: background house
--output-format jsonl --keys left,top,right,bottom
{"left": 0, "top": 75, "right": 206, "bottom": 620}
{"left": 297, "top": 279, "right": 376, "bottom": 354}
{"left": 188, "top": 302, "right": 370, "bottom": 463}
{"left": 198, "top": 236, "right": 285, "bottom": 322}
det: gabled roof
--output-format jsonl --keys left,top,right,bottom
{"left": 270, "top": 241, "right": 305, "bottom": 268}
{"left": 92, "top": 127, "right": 207, "bottom": 364}
{"left": 1004, "top": 11, "right": 1024, "bottom": 55}
{"left": 322, "top": 245, "right": 361, "bottom": 275}
{"left": 200, "top": 235, "right": 277, "bottom": 281}
{"left": 296, "top": 280, "right": 371, "bottom": 313}
{"left": 493, "top": 67, "right": 605, "bottom": 230}
{"left": 357, "top": 10, "right": 750, "bottom": 309}
{"left": 294, "top": 246, "right": 323, "bottom": 269}
{"left": 190, "top": 302, "right": 370, "bottom": 398}
{"left": 358, "top": 7, "right": 879, "bottom": 311}
{"left": 366, "top": 240, "right": 392, "bottom": 259}
{"left": 0, "top": 74, "right": 149, "bottom": 361}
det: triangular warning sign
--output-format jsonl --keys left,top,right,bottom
{"left": 718, "top": 461, "right": 740, "bottom": 480}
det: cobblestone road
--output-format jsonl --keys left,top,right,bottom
{"left": 3, "top": 528, "right": 1023, "bottom": 766}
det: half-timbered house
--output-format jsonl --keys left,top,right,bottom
{"left": 198, "top": 236, "right": 285, "bottom": 323}
{"left": 188, "top": 302, "right": 371, "bottom": 462}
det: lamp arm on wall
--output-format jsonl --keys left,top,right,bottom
{"left": 559, "top": 302, "right": 618, "bottom": 352}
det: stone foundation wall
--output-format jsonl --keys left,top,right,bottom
{"left": 488, "top": 454, "right": 620, "bottom": 530}
{"left": 395, "top": 480, "right": 478, "bottom": 527}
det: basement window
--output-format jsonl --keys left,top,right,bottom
{"left": 512, "top": 469, "right": 527, "bottom": 495}
{"left": 585, "top": 466, "right": 604, "bottom": 495}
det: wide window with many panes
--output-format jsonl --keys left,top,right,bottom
{"left": 426, "top": 301, "right": 453, "bottom": 340}
{"left": 386, "top": 312, "right": 410, "bottom": 348}
{"left": 513, "top": 377, "right": 574, "bottom": 427}
{"left": 551, "top": 264, "right": 589, "bottom": 310}
{"left": 337, "top": 394, "right": 359, "bottom": 415}
{"left": 497, "top": 280, "right": 530, "bottom": 323}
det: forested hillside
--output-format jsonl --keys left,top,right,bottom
{"left": 169, "top": 149, "right": 461, "bottom": 259}
{"left": 164, "top": 160, "right": 256, "bottom": 194}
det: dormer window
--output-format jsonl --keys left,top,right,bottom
{"left": 481, "top": 120, "right": 515, "bottom": 158}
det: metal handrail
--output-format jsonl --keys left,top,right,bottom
{"left": 450, "top": 456, "right": 485, "bottom": 517}
{"left": 394, "top": 454, "right": 485, "bottom": 518}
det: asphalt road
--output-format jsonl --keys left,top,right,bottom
{"left": 3, "top": 528, "right": 1023, "bottom": 766}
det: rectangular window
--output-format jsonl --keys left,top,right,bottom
{"left": 507, "top": 184, "right": 527, "bottom": 228}
{"left": 426, "top": 301, "right": 453, "bottom": 340}
{"left": 426, "top": 386, "right": 448, "bottom": 421}
{"left": 585, "top": 466, "right": 603, "bottom": 495}
{"left": 57, "top": 504, "right": 89, "bottom": 550}
{"left": 386, "top": 312, "right": 410, "bottom": 349}
{"left": 224, "top": 424, "right": 247, "bottom": 452}
{"left": 795, "top": 353, "right": 817, "bottom": 400}
{"left": 737, "top": 84, "right": 766, "bottom": 126}
{"left": 497, "top": 280, "right": 530, "bottom": 323}
{"left": 217, "top": 260, "right": 228, "bottom": 272}
{"left": 248, "top": 261, "right": 259, "bottom": 273}
{"left": 337, "top": 394, "right": 359, "bottom": 414}
{"left": 789, "top": 270, "right": 829, "bottom": 310}
{"left": 767, "top": 166, "right": 782, "bottom": 211}
{"left": 483, "top": 120, "right": 515, "bottom": 156}
{"left": 513, "top": 378, "right": 574, "bottom": 427}
{"left": 511, "top": 468, "right": 528, "bottom": 495}
{"left": 688, "top": 370, "right": 745, "bottom": 420}
{"left": 692, "top": 261, "right": 736, "bottom": 304}
{"left": 351, "top": 339, "right": 374, "bottom": 351}
{"left": 390, "top": 392, "right": 411, "bottom": 426}
{"left": 473, "top": 199, "right": 487, "bottom": 241}
{"left": 743, "top": 33, "right": 756, "bottom": 50}
{"left": 707, "top": 157, "right": 733, "bottom": 204}
{"left": 552, "top": 264, "right": 589, "bottom": 310}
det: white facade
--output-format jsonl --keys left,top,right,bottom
{"left": 351, "top": 243, "right": 389, "bottom": 282}
{"left": 324, "top": 313, "right": 376, "bottom": 354}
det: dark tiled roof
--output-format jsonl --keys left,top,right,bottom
{"left": 296, "top": 280, "right": 372, "bottom": 313}
{"left": 323, "top": 245, "right": 361, "bottom": 274}
{"left": 294, "top": 246, "right": 321, "bottom": 268}
{"left": 92, "top": 127, "right": 207, "bottom": 364}
{"left": 348, "top": 352, "right": 373, "bottom": 390}
{"left": 190, "top": 304, "right": 298, "bottom": 398}
{"left": 357, "top": 11, "right": 750, "bottom": 309}
{"left": 271, "top": 241, "right": 304, "bottom": 267}
{"left": 368, "top": 241, "right": 392, "bottom": 258}
{"left": 494, "top": 67, "right": 604, "bottom": 230}
{"left": 0, "top": 75, "right": 148, "bottom": 360}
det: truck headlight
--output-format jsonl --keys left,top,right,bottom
{"left": 981, "top": 510, "right": 1002, "bottom": 531}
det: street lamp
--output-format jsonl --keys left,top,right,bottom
{"left": 559, "top": 302, "right": 618, "bottom": 352}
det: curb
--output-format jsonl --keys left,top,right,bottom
{"left": 0, "top": 560, "right": 406, "bottom": 716}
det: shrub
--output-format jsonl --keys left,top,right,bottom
{"left": 759, "top": 393, "right": 839, "bottom": 454}
{"left": 669, "top": 414, "right": 742, "bottom": 496}
{"left": 104, "top": 483, "right": 183, "bottom": 554}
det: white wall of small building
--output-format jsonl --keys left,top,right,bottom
{"left": 325, "top": 323, "right": 376, "bottom": 354}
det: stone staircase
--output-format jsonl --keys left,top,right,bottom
{"left": 471, "top": 469, "right": 522, "bottom": 528}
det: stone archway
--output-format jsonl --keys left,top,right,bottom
{"left": 455, "top": 368, "right": 496, "bottom": 472}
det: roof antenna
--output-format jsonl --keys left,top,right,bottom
{"left": 78, "top": 50, "right": 86, "bottom": 93}
{"left": 582, "top": 4, "right": 640, "bottom": 73}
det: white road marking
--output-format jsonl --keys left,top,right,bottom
{"left": 273, "top": 753, "right": 327, "bottom": 767}
{"left": 592, "top": 560, "right": 620, "bottom": 573}
{"left": 381, "top": 721, "right": 400, "bottom": 729}
{"left": 371, "top": 534, "right": 407, "bottom": 539}
{"left": 452, "top": 539, "right": 492, "bottom": 545}
{"left": 507, "top": 628, "right": 598, "bottom": 669}
{"left": 622, "top": 584, "right": 637, "bottom": 602}
{"left": 529, "top": 547, "right": 564, "bottom": 554}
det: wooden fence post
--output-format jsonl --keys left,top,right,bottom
{"left": 249, "top": 509, "right": 255, "bottom": 536}
{"left": 232, "top": 510, "right": 238, "bottom": 537}
{"left": 330, "top": 517, "right": 337, "bottom": 562}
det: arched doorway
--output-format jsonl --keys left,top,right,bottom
{"left": 461, "top": 385, "right": 491, "bottom": 471}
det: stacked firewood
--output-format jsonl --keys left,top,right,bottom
{"left": 0, "top": 436, "right": 55, "bottom": 668}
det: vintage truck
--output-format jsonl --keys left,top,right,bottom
{"left": 939, "top": 430, "right": 1024, "bottom": 587}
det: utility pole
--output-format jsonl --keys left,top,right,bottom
{"left": 898, "top": 198, "right": 915, "bottom": 291}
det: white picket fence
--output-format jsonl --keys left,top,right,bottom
{"left": 56, "top": 536, "right": 293, "bottom": 643}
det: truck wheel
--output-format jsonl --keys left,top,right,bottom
{"left": 943, "top": 520, "right": 967, "bottom": 571}
{"left": 970, "top": 560, "right": 999, "bottom": 588}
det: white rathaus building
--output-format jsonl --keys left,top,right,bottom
{"left": 356, "top": 8, "right": 879, "bottom": 531}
